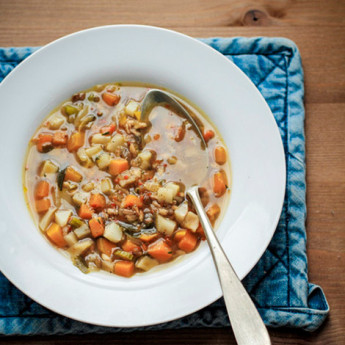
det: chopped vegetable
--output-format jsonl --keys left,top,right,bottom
{"left": 97, "top": 238, "right": 116, "bottom": 257}
{"left": 206, "top": 204, "right": 220, "bottom": 224}
{"left": 178, "top": 230, "right": 198, "bottom": 253}
{"left": 89, "top": 193, "right": 106, "bottom": 210}
{"left": 69, "top": 216, "right": 84, "bottom": 228}
{"left": 114, "top": 250, "right": 134, "bottom": 261}
{"left": 48, "top": 113, "right": 65, "bottom": 129}
{"left": 155, "top": 214, "right": 176, "bottom": 236}
{"left": 73, "top": 256, "right": 89, "bottom": 274}
{"left": 52, "top": 131, "right": 68, "bottom": 146}
{"left": 135, "top": 255, "right": 159, "bottom": 271}
{"left": 139, "top": 232, "right": 159, "bottom": 243}
{"left": 174, "top": 229, "right": 187, "bottom": 242}
{"left": 35, "top": 180, "right": 50, "bottom": 199}
{"left": 203, "top": 129, "right": 215, "bottom": 143}
{"left": 36, "top": 133, "right": 53, "bottom": 153}
{"left": 122, "top": 194, "right": 143, "bottom": 208}
{"left": 121, "top": 239, "right": 141, "bottom": 254}
{"left": 100, "top": 178, "right": 112, "bottom": 194}
{"left": 174, "top": 201, "right": 188, "bottom": 223}
{"left": 102, "top": 92, "right": 121, "bottom": 106}
{"left": 69, "top": 238, "right": 94, "bottom": 257}
{"left": 78, "top": 204, "right": 93, "bottom": 219}
{"left": 109, "top": 159, "right": 129, "bottom": 176}
{"left": 157, "top": 187, "right": 175, "bottom": 204}
{"left": 39, "top": 207, "right": 57, "bottom": 231}
{"left": 125, "top": 100, "right": 139, "bottom": 116}
{"left": 114, "top": 260, "right": 134, "bottom": 277}
{"left": 106, "top": 133, "right": 125, "bottom": 152}
{"left": 104, "top": 222, "right": 123, "bottom": 243}
{"left": 148, "top": 240, "right": 173, "bottom": 263}
{"left": 64, "top": 104, "right": 78, "bottom": 116}
{"left": 181, "top": 211, "right": 199, "bottom": 232}
{"left": 67, "top": 131, "right": 84, "bottom": 152}
{"left": 40, "top": 160, "right": 59, "bottom": 176}
{"left": 65, "top": 166, "right": 82, "bottom": 182}
{"left": 72, "top": 192, "right": 89, "bottom": 206}
{"left": 89, "top": 217, "right": 104, "bottom": 238}
{"left": 213, "top": 171, "right": 227, "bottom": 197}
{"left": 36, "top": 198, "right": 51, "bottom": 213}
{"left": 46, "top": 223, "right": 67, "bottom": 248}
{"left": 214, "top": 146, "right": 227, "bottom": 165}
{"left": 137, "top": 150, "right": 152, "bottom": 170}
{"left": 100, "top": 123, "right": 116, "bottom": 135}
{"left": 85, "top": 145, "right": 102, "bottom": 158}
{"left": 54, "top": 209, "right": 72, "bottom": 227}
{"left": 91, "top": 133, "right": 111, "bottom": 145}
{"left": 57, "top": 168, "right": 66, "bottom": 191}
{"left": 64, "top": 231, "right": 78, "bottom": 246}
{"left": 95, "top": 152, "right": 111, "bottom": 169}
{"left": 74, "top": 224, "right": 91, "bottom": 239}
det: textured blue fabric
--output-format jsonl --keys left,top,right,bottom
{"left": 0, "top": 38, "right": 329, "bottom": 335}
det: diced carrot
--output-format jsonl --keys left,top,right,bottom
{"left": 178, "top": 230, "right": 198, "bottom": 253}
{"left": 203, "top": 129, "right": 215, "bottom": 143}
{"left": 90, "top": 193, "right": 106, "bottom": 210}
{"left": 148, "top": 240, "right": 173, "bottom": 263}
{"left": 114, "top": 260, "right": 134, "bottom": 278}
{"left": 64, "top": 166, "right": 82, "bottom": 182}
{"left": 213, "top": 171, "right": 227, "bottom": 197}
{"left": 36, "top": 198, "right": 51, "bottom": 213}
{"left": 206, "top": 204, "right": 221, "bottom": 224}
{"left": 36, "top": 133, "right": 53, "bottom": 153}
{"left": 52, "top": 131, "right": 68, "bottom": 146}
{"left": 67, "top": 131, "right": 84, "bottom": 152}
{"left": 174, "top": 229, "right": 187, "bottom": 242}
{"left": 196, "top": 224, "right": 206, "bottom": 241}
{"left": 214, "top": 146, "right": 227, "bottom": 165}
{"left": 122, "top": 239, "right": 141, "bottom": 254}
{"left": 109, "top": 159, "right": 129, "bottom": 176}
{"left": 46, "top": 222, "right": 67, "bottom": 248}
{"left": 102, "top": 92, "right": 121, "bottom": 106}
{"left": 35, "top": 180, "right": 50, "bottom": 199}
{"left": 100, "top": 123, "right": 116, "bottom": 135}
{"left": 122, "top": 194, "right": 143, "bottom": 208}
{"left": 140, "top": 233, "right": 159, "bottom": 243}
{"left": 97, "top": 238, "right": 116, "bottom": 257}
{"left": 89, "top": 217, "right": 104, "bottom": 238}
{"left": 78, "top": 204, "right": 93, "bottom": 219}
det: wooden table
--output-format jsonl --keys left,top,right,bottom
{"left": 0, "top": 1, "right": 344, "bottom": 344}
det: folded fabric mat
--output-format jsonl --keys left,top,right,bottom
{"left": 0, "top": 37, "right": 329, "bottom": 335}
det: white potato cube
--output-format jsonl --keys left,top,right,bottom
{"left": 165, "top": 182, "right": 180, "bottom": 198}
{"left": 100, "top": 178, "right": 113, "bottom": 194}
{"left": 39, "top": 207, "right": 57, "bottom": 231}
{"left": 40, "top": 160, "right": 59, "bottom": 176}
{"left": 106, "top": 134, "right": 124, "bottom": 152}
{"left": 135, "top": 256, "right": 159, "bottom": 271}
{"left": 138, "top": 150, "right": 152, "bottom": 170}
{"left": 91, "top": 133, "right": 111, "bottom": 145}
{"left": 72, "top": 192, "right": 89, "bottom": 206}
{"left": 48, "top": 113, "right": 65, "bottom": 129}
{"left": 64, "top": 231, "right": 78, "bottom": 246}
{"left": 157, "top": 187, "right": 174, "bottom": 204}
{"left": 155, "top": 214, "right": 176, "bottom": 236}
{"left": 182, "top": 211, "right": 199, "bottom": 232}
{"left": 104, "top": 222, "right": 123, "bottom": 243}
{"left": 55, "top": 210, "right": 72, "bottom": 227}
{"left": 125, "top": 100, "right": 140, "bottom": 116}
{"left": 74, "top": 224, "right": 91, "bottom": 239}
{"left": 174, "top": 201, "right": 188, "bottom": 224}
{"left": 144, "top": 181, "right": 160, "bottom": 192}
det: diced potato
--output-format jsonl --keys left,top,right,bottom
{"left": 165, "top": 182, "right": 180, "bottom": 198}
{"left": 55, "top": 210, "right": 72, "bottom": 227}
{"left": 74, "top": 224, "right": 91, "bottom": 239}
{"left": 125, "top": 100, "right": 139, "bottom": 116}
{"left": 77, "top": 148, "right": 93, "bottom": 167}
{"left": 40, "top": 160, "right": 59, "bottom": 176}
{"left": 72, "top": 192, "right": 89, "bottom": 206}
{"left": 95, "top": 152, "right": 111, "bottom": 169}
{"left": 119, "top": 175, "right": 137, "bottom": 187}
{"left": 91, "top": 133, "right": 111, "bottom": 145}
{"left": 100, "top": 178, "right": 113, "bottom": 194}
{"left": 48, "top": 113, "right": 65, "bottom": 130}
{"left": 174, "top": 201, "right": 188, "bottom": 223}
{"left": 155, "top": 214, "right": 176, "bottom": 236}
{"left": 69, "top": 238, "right": 94, "bottom": 257}
{"left": 106, "top": 133, "right": 125, "bottom": 152}
{"left": 101, "top": 260, "right": 114, "bottom": 273}
{"left": 144, "top": 181, "right": 160, "bottom": 192}
{"left": 39, "top": 207, "right": 57, "bottom": 231}
{"left": 103, "top": 222, "right": 123, "bottom": 243}
{"left": 135, "top": 255, "right": 159, "bottom": 271}
{"left": 64, "top": 231, "right": 78, "bottom": 246}
{"left": 157, "top": 187, "right": 174, "bottom": 204}
{"left": 85, "top": 145, "right": 102, "bottom": 158}
{"left": 130, "top": 167, "right": 142, "bottom": 178}
{"left": 182, "top": 211, "right": 199, "bottom": 232}
{"left": 82, "top": 182, "right": 95, "bottom": 192}
{"left": 138, "top": 150, "right": 152, "bottom": 170}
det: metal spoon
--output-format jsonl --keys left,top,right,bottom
{"left": 140, "top": 89, "right": 271, "bottom": 345}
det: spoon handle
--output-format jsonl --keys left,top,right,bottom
{"left": 187, "top": 186, "right": 271, "bottom": 345}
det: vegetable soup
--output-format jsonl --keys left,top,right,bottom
{"left": 24, "top": 83, "right": 230, "bottom": 277}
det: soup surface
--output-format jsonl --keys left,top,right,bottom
{"left": 24, "top": 83, "right": 230, "bottom": 277}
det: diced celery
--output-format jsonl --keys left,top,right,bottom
{"left": 64, "top": 104, "right": 78, "bottom": 116}
{"left": 114, "top": 250, "right": 134, "bottom": 261}
{"left": 69, "top": 217, "right": 84, "bottom": 228}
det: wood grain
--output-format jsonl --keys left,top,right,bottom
{"left": 0, "top": 0, "right": 344, "bottom": 344}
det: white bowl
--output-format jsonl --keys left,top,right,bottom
{"left": 0, "top": 25, "right": 285, "bottom": 327}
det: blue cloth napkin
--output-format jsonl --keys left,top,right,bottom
{"left": 0, "top": 37, "right": 329, "bottom": 335}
